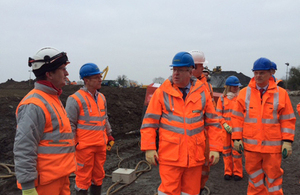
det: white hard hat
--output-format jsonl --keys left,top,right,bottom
{"left": 203, "top": 66, "right": 210, "bottom": 73}
{"left": 189, "top": 50, "right": 208, "bottom": 64}
{"left": 28, "top": 47, "right": 69, "bottom": 77}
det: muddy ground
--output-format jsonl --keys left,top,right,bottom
{"left": 0, "top": 79, "right": 299, "bottom": 195}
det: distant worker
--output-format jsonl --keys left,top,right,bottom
{"left": 65, "top": 63, "right": 114, "bottom": 195}
{"left": 203, "top": 65, "right": 214, "bottom": 103}
{"left": 216, "top": 76, "right": 243, "bottom": 181}
{"left": 14, "top": 47, "right": 76, "bottom": 195}
{"left": 140, "top": 51, "right": 222, "bottom": 195}
{"left": 231, "top": 57, "right": 296, "bottom": 194}
{"left": 271, "top": 61, "right": 284, "bottom": 88}
{"left": 203, "top": 66, "right": 211, "bottom": 82}
{"left": 189, "top": 50, "right": 215, "bottom": 106}
{"left": 189, "top": 50, "right": 216, "bottom": 195}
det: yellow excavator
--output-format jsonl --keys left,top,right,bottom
{"left": 101, "top": 66, "right": 109, "bottom": 80}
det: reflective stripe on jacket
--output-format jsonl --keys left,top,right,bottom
{"left": 198, "top": 74, "right": 216, "bottom": 106}
{"left": 66, "top": 88, "right": 111, "bottom": 149}
{"left": 216, "top": 95, "right": 236, "bottom": 127}
{"left": 140, "top": 76, "right": 222, "bottom": 167}
{"left": 14, "top": 83, "right": 76, "bottom": 188}
{"left": 231, "top": 77, "right": 296, "bottom": 153}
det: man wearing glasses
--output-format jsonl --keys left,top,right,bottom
{"left": 140, "top": 51, "right": 222, "bottom": 195}
{"left": 65, "top": 63, "right": 114, "bottom": 195}
{"left": 189, "top": 50, "right": 218, "bottom": 195}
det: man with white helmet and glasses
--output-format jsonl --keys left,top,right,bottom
{"left": 189, "top": 50, "right": 215, "bottom": 106}
{"left": 189, "top": 50, "right": 218, "bottom": 195}
{"left": 65, "top": 63, "right": 114, "bottom": 195}
{"left": 140, "top": 51, "right": 222, "bottom": 195}
{"left": 14, "top": 47, "right": 76, "bottom": 195}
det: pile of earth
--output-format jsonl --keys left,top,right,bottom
{"left": 0, "top": 79, "right": 300, "bottom": 195}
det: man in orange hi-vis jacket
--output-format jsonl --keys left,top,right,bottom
{"left": 231, "top": 57, "right": 296, "bottom": 195}
{"left": 140, "top": 51, "right": 223, "bottom": 195}
{"left": 189, "top": 50, "right": 216, "bottom": 195}
{"left": 66, "top": 63, "right": 114, "bottom": 195}
{"left": 14, "top": 47, "right": 76, "bottom": 195}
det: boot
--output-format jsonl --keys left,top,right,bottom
{"left": 76, "top": 190, "right": 88, "bottom": 195}
{"left": 90, "top": 185, "right": 102, "bottom": 195}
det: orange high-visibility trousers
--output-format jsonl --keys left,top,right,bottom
{"left": 245, "top": 151, "right": 283, "bottom": 195}
{"left": 36, "top": 175, "right": 70, "bottom": 195}
{"left": 200, "top": 136, "right": 210, "bottom": 189}
{"left": 222, "top": 133, "right": 243, "bottom": 177}
{"left": 75, "top": 145, "right": 106, "bottom": 190}
{"left": 158, "top": 164, "right": 202, "bottom": 195}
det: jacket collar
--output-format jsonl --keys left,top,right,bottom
{"left": 160, "top": 76, "right": 200, "bottom": 97}
{"left": 248, "top": 77, "right": 278, "bottom": 93}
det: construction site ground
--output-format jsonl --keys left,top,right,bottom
{"left": 0, "top": 79, "right": 300, "bottom": 195}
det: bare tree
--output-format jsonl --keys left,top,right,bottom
{"left": 153, "top": 77, "right": 165, "bottom": 84}
{"left": 116, "top": 75, "right": 128, "bottom": 87}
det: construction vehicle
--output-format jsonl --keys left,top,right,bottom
{"left": 101, "top": 80, "right": 120, "bottom": 87}
{"left": 65, "top": 77, "right": 77, "bottom": 85}
{"left": 142, "top": 83, "right": 161, "bottom": 119}
{"left": 129, "top": 81, "right": 138, "bottom": 88}
{"left": 101, "top": 66, "right": 109, "bottom": 80}
{"left": 213, "top": 66, "right": 222, "bottom": 73}
{"left": 100, "top": 66, "right": 121, "bottom": 87}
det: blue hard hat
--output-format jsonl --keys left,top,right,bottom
{"left": 225, "top": 76, "right": 241, "bottom": 86}
{"left": 79, "top": 63, "right": 102, "bottom": 79}
{"left": 252, "top": 57, "right": 272, "bottom": 71}
{"left": 170, "top": 52, "right": 195, "bottom": 68}
{"left": 271, "top": 61, "right": 277, "bottom": 70}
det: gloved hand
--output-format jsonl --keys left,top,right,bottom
{"left": 145, "top": 150, "right": 158, "bottom": 166}
{"left": 222, "top": 123, "right": 232, "bottom": 134}
{"left": 106, "top": 135, "right": 115, "bottom": 151}
{"left": 282, "top": 141, "right": 292, "bottom": 159}
{"left": 209, "top": 151, "right": 220, "bottom": 166}
{"left": 233, "top": 140, "right": 244, "bottom": 154}
{"left": 22, "top": 188, "right": 38, "bottom": 195}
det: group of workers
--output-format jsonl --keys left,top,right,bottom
{"left": 140, "top": 51, "right": 296, "bottom": 195}
{"left": 13, "top": 46, "right": 297, "bottom": 195}
{"left": 14, "top": 47, "right": 113, "bottom": 195}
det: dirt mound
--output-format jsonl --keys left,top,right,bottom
{"left": 0, "top": 81, "right": 146, "bottom": 164}
{"left": 0, "top": 80, "right": 300, "bottom": 195}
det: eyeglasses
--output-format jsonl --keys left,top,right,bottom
{"left": 171, "top": 68, "right": 190, "bottom": 73}
{"left": 88, "top": 75, "right": 102, "bottom": 80}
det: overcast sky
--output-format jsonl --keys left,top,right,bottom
{"left": 1, "top": 0, "right": 299, "bottom": 85}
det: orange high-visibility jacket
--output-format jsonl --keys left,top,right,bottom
{"left": 66, "top": 88, "right": 112, "bottom": 149}
{"left": 216, "top": 95, "right": 237, "bottom": 128}
{"left": 276, "top": 79, "right": 283, "bottom": 85}
{"left": 198, "top": 74, "right": 216, "bottom": 107}
{"left": 297, "top": 103, "right": 300, "bottom": 116}
{"left": 14, "top": 83, "right": 76, "bottom": 189}
{"left": 140, "top": 76, "right": 223, "bottom": 167}
{"left": 231, "top": 77, "right": 296, "bottom": 153}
